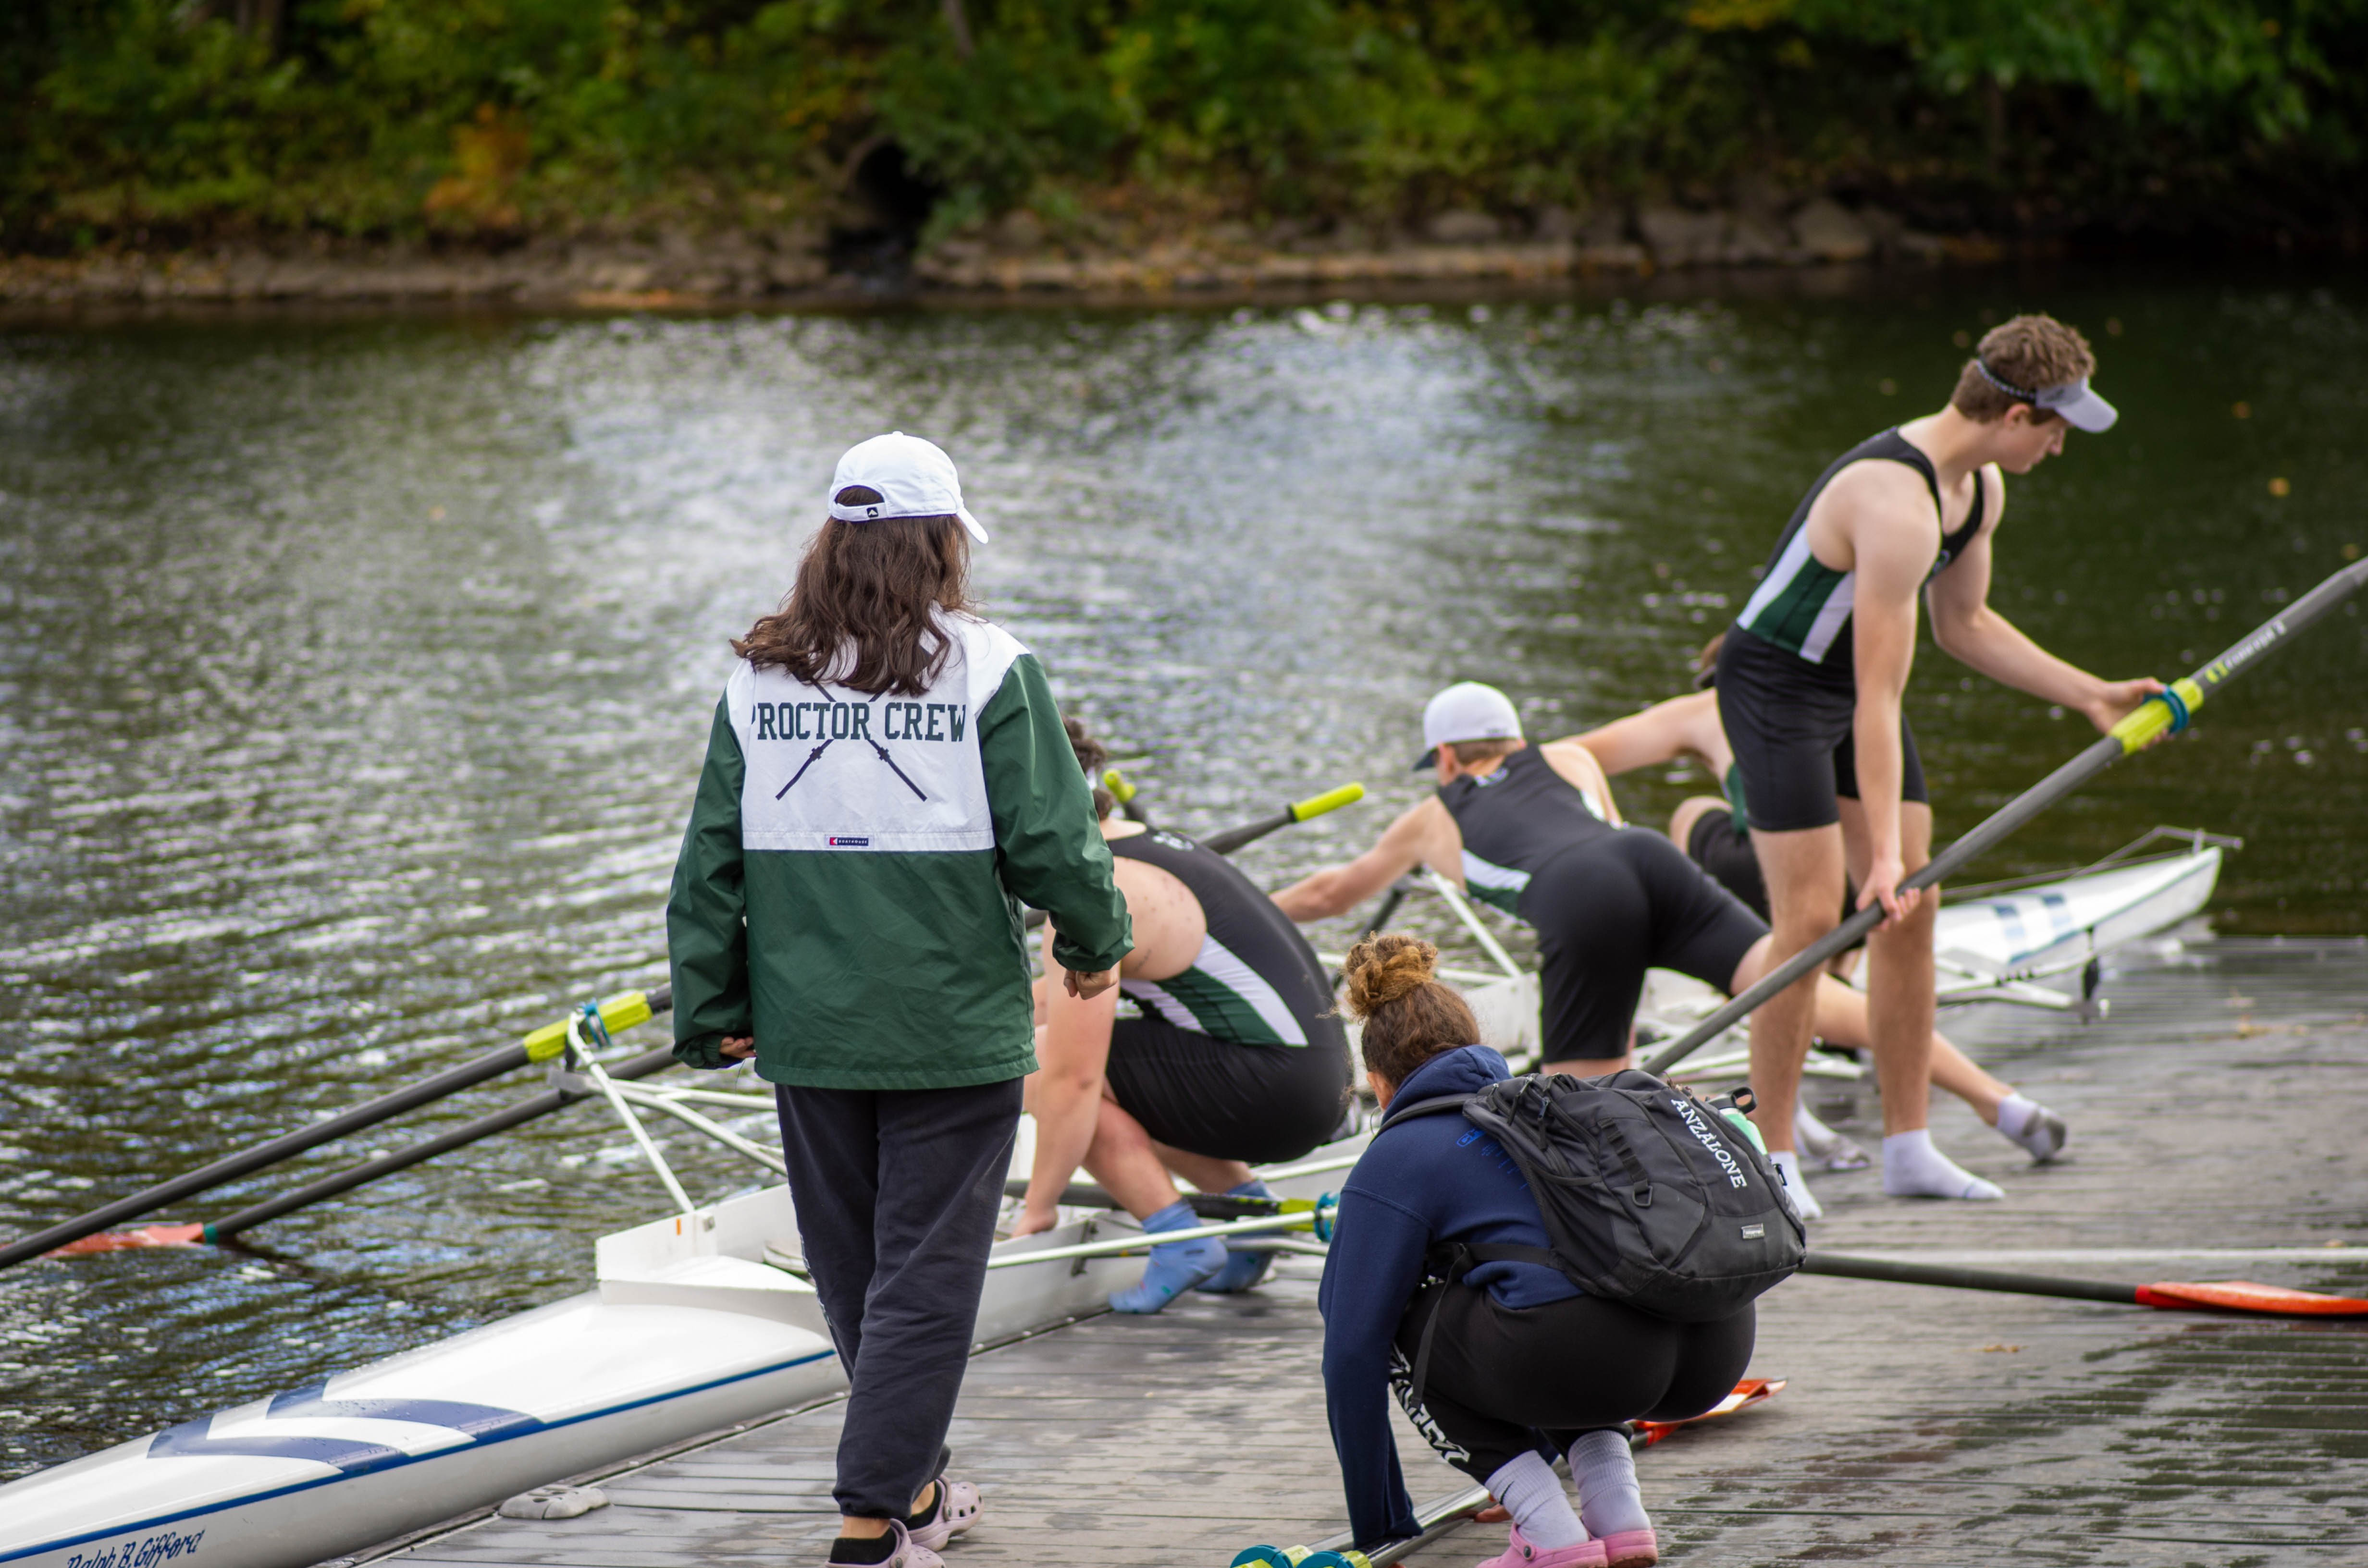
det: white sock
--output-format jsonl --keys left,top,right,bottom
{"left": 1768, "top": 1149, "right": 1823, "bottom": 1220}
{"left": 1793, "top": 1102, "right": 1838, "bottom": 1158}
{"left": 1486, "top": 1452, "right": 1583, "bottom": 1550}
{"left": 1993, "top": 1093, "right": 2068, "bottom": 1162}
{"left": 1881, "top": 1128, "right": 2004, "bottom": 1200}
{"left": 1566, "top": 1428, "right": 1651, "bottom": 1539}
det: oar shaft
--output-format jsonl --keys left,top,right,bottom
{"left": 1802, "top": 1250, "right": 2137, "bottom": 1305}
{"left": 1645, "top": 559, "right": 2368, "bottom": 1077}
{"left": 0, "top": 986, "right": 674, "bottom": 1267}
{"left": 205, "top": 1045, "right": 680, "bottom": 1241}
{"left": 0, "top": 1040, "right": 529, "bottom": 1269}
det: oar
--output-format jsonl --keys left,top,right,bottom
{"left": 1106, "top": 768, "right": 1153, "bottom": 825}
{"left": 985, "top": 1203, "right": 1332, "bottom": 1270}
{"left": 1026, "top": 782, "right": 1366, "bottom": 929}
{"left": 4, "top": 988, "right": 670, "bottom": 1267}
{"left": 1202, "top": 783, "right": 1367, "bottom": 855}
{"left": 1230, "top": 1378, "right": 1787, "bottom": 1568}
{"left": 1644, "top": 558, "right": 2368, "bottom": 1078}
{"left": 1802, "top": 1251, "right": 2368, "bottom": 1317}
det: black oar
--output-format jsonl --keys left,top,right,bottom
{"left": 1202, "top": 783, "right": 1365, "bottom": 855}
{"left": 1645, "top": 558, "right": 2368, "bottom": 1078}
{"left": 2, "top": 987, "right": 669, "bottom": 1268}
{"left": 1802, "top": 1251, "right": 2368, "bottom": 1317}
{"left": 1025, "top": 781, "right": 1366, "bottom": 929}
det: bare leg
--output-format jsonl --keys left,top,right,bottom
{"left": 1081, "top": 1098, "right": 1185, "bottom": 1220}
{"left": 1151, "top": 1143, "right": 1257, "bottom": 1195}
{"left": 1741, "top": 826, "right": 1848, "bottom": 1155}
{"left": 1545, "top": 1053, "right": 1634, "bottom": 1079}
{"left": 1839, "top": 800, "right": 1935, "bottom": 1138}
{"left": 1810, "top": 974, "right": 2011, "bottom": 1123}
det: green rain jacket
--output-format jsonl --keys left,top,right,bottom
{"left": 666, "top": 613, "right": 1132, "bottom": 1090}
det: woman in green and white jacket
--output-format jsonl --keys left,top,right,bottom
{"left": 668, "top": 432, "right": 1132, "bottom": 1568}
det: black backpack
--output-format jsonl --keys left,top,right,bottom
{"left": 1381, "top": 1069, "right": 1803, "bottom": 1353}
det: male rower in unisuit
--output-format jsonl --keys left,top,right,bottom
{"left": 668, "top": 433, "right": 1132, "bottom": 1568}
{"left": 1718, "top": 314, "right": 2160, "bottom": 1219}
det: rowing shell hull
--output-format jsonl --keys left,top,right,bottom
{"left": 0, "top": 1120, "right": 1371, "bottom": 1568}
{"left": 0, "top": 1292, "right": 843, "bottom": 1568}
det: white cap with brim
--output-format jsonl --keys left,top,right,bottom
{"left": 1412, "top": 681, "right": 1524, "bottom": 771}
{"left": 1974, "top": 362, "right": 2119, "bottom": 434}
{"left": 827, "top": 431, "right": 990, "bottom": 542}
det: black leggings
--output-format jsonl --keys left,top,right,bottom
{"left": 1390, "top": 1284, "right": 1756, "bottom": 1482}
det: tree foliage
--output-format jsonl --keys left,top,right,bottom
{"left": 4, "top": 0, "right": 2362, "bottom": 247}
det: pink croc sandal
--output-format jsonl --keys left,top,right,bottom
{"left": 1595, "top": 1528, "right": 1659, "bottom": 1568}
{"left": 1472, "top": 1523, "right": 1608, "bottom": 1568}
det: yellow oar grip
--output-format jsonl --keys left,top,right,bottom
{"left": 2109, "top": 677, "right": 2205, "bottom": 756}
{"left": 521, "top": 990, "right": 656, "bottom": 1063}
{"left": 1102, "top": 768, "right": 1137, "bottom": 804}
{"left": 1288, "top": 782, "right": 1365, "bottom": 823}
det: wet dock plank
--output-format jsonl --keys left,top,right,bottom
{"left": 370, "top": 938, "right": 2368, "bottom": 1567}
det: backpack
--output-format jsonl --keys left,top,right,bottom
{"left": 1380, "top": 1068, "right": 1803, "bottom": 1392}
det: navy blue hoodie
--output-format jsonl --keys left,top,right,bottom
{"left": 1317, "top": 1045, "right": 1577, "bottom": 1549}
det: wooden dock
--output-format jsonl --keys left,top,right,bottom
{"left": 359, "top": 937, "right": 2368, "bottom": 1567}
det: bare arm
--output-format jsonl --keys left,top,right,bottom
{"left": 1926, "top": 471, "right": 2163, "bottom": 731}
{"left": 1537, "top": 740, "right": 1625, "bottom": 826}
{"left": 1271, "top": 798, "right": 1460, "bottom": 920}
{"left": 1021, "top": 921, "right": 1121, "bottom": 1231}
{"left": 1556, "top": 690, "right": 1730, "bottom": 780}
{"left": 1843, "top": 466, "right": 1938, "bottom": 923}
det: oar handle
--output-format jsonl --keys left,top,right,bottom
{"left": 1202, "top": 782, "right": 1365, "bottom": 855}
{"left": 1644, "top": 557, "right": 2368, "bottom": 1078}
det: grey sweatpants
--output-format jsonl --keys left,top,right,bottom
{"left": 774, "top": 1078, "right": 1023, "bottom": 1520}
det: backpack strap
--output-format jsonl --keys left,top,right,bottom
{"left": 1376, "top": 1092, "right": 1475, "bottom": 1134}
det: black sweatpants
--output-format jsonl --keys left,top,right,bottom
{"left": 1390, "top": 1283, "right": 1755, "bottom": 1481}
{"left": 774, "top": 1078, "right": 1024, "bottom": 1519}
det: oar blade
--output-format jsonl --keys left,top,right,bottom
{"left": 46, "top": 1222, "right": 209, "bottom": 1257}
{"left": 1631, "top": 1376, "right": 1786, "bottom": 1446}
{"left": 2137, "top": 1280, "right": 2368, "bottom": 1316}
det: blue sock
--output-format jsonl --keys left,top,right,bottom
{"left": 1108, "top": 1200, "right": 1227, "bottom": 1314}
{"left": 1195, "top": 1180, "right": 1278, "bottom": 1295}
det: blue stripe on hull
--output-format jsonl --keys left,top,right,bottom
{"left": 0, "top": 1348, "right": 836, "bottom": 1564}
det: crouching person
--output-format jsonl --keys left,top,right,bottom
{"left": 1318, "top": 936, "right": 1756, "bottom": 1568}
{"left": 667, "top": 433, "right": 1132, "bottom": 1568}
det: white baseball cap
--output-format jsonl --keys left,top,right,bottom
{"left": 1972, "top": 360, "right": 2119, "bottom": 433}
{"left": 1413, "top": 681, "right": 1524, "bottom": 770}
{"left": 827, "top": 432, "right": 989, "bottom": 542}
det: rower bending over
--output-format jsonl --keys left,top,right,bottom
{"left": 1566, "top": 663, "right": 2069, "bottom": 1166}
{"left": 1276, "top": 681, "right": 2012, "bottom": 1211}
{"left": 1022, "top": 718, "right": 1356, "bottom": 1313}
{"left": 1320, "top": 936, "right": 1750, "bottom": 1567}
{"left": 1717, "top": 313, "right": 2158, "bottom": 1218}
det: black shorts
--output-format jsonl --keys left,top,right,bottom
{"left": 1685, "top": 807, "right": 1770, "bottom": 922}
{"left": 1716, "top": 626, "right": 1928, "bottom": 833}
{"left": 1104, "top": 1015, "right": 1352, "bottom": 1165}
{"left": 1526, "top": 832, "right": 1768, "bottom": 1064}
{"left": 1394, "top": 1281, "right": 1756, "bottom": 1483}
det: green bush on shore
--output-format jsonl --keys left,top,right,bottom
{"left": 4, "top": 0, "right": 2361, "bottom": 253}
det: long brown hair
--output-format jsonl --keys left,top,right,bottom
{"left": 1341, "top": 933, "right": 1480, "bottom": 1089}
{"left": 733, "top": 487, "right": 977, "bottom": 697}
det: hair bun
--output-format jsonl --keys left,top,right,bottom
{"left": 1341, "top": 933, "right": 1440, "bottom": 1020}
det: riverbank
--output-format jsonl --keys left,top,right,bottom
{"left": 0, "top": 197, "right": 2003, "bottom": 309}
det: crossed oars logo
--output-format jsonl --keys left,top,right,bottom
{"left": 775, "top": 694, "right": 927, "bottom": 801}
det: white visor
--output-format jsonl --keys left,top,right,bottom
{"left": 1413, "top": 681, "right": 1524, "bottom": 770}
{"left": 826, "top": 431, "right": 989, "bottom": 542}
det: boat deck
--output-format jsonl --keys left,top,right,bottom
{"left": 362, "top": 936, "right": 2368, "bottom": 1568}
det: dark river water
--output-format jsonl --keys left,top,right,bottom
{"left": 2, "top": 267, "right": 2363, "bottom": 1482}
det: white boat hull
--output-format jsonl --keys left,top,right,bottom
{"left": 0, "top": 1098, "right": 1385, "bottom": 1568}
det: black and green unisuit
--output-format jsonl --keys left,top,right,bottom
{"left": 666, "top": 613, "right": 1133, "bottom": 1090}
